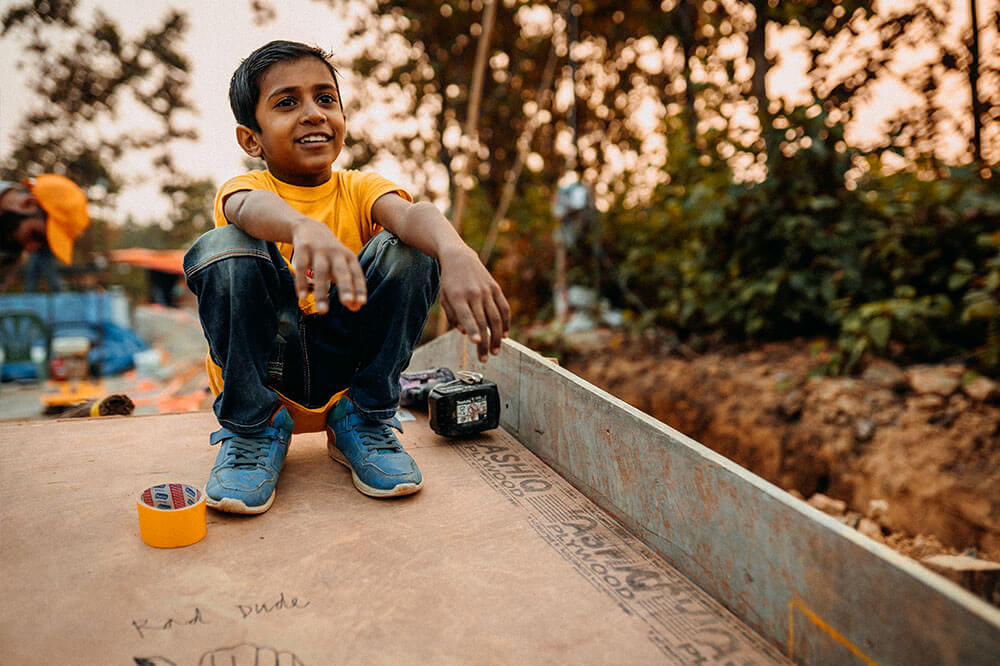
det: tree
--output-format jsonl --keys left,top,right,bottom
{"left": 277, "top": 1, "right": 1000, "bottom": 353}
{"left": 813, "top": 0, "right": 999, "bottom": 167}
{"left": 1, "top": 1, "right": 200, "bottom": 234}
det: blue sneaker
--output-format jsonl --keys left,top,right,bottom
{"left": 205, "top": 407, "right": 294, "bottom": 514}
{"left": 326, "top": 399, "right": 423, "bottom": 497}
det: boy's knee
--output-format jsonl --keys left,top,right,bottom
{"left": 375, "top": 234, "right": 439, "bottom": 284}
{"left": 184, "top": 225, "right": 272, "bottom": 279}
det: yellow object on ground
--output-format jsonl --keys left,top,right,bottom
{"left": 40, "top": 379, "right": 104, "bottom": 408}
{"left": 136, "top": 483, "right": 207, "bottom": 548}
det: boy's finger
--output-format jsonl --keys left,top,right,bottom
{"left": 293, "top": 253, "right": 312, "bottom": 299}
{"left": 330, "top": 255, "right": 355, "bottom": 307}
{"left": 494, "top": 286, "right": 512, "bottom": 334}
{"left": 467, "top": 300, "right": 493, "bottom": 362}
{"left": 483, "top": 299, "right": 505, "bottom": 355}
{"left": 441, "top": 299, "right": 457, "bottom": 329}
{"left": 477, "top": 336, "right": 489, "bottom": 363}
{"left": 442, "top": 297, "right": 464, "bottom": 334}
{"left": 452, "top": 302, "right": 480, "bottom": 343}
{"left": 332, "top": 254, "right": 366, "bottom": 311}
{"left": 311, "top": 256, "right": 332, "bottom": 313}
{"left": 347, "top": 257, "right": 367, "bottom": 307}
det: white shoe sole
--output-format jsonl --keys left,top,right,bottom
{"left": 205, "top": 488, "right": 275, "bottom": 514}
{"left": 326, "top": 441, "right": 423, "bottom": 498}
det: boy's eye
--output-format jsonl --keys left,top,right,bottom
{"left": 318, "top": 93, "right": 337, "bottom": 105}
{"left": 275, "top": 97, "right": 296, "bottom": 108}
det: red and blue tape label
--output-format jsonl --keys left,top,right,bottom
{"left": 140, "top": 483, "right": 201, "bottom": 511}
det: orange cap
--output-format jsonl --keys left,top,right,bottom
{"left": 25, "top": 174, "right": 90, "bottom": 265}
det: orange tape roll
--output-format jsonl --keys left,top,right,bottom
{"left": 137, "top": 483, "right": 207, "bottom": 548}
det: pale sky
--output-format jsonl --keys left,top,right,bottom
{"left": 0, "top": 0, "right": 404, "bottom": 221}
{"left": 0, "top": 0, "right": 988, "bottom": 223}
{"left": 0, "top": 0, "right": 815, "bottom": 222}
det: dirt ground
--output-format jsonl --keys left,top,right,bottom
{"left": 552, "top": 328, "right": 1000, "bottom": 570}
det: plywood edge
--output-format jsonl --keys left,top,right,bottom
{"left": 413, "top": 331, "right": 1000, "bottom": 665}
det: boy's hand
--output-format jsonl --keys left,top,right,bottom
{"left": 291, "top": 218, "right": 367, "bottom": 313}
{"left": 224, "top": 190, "right": 367, "bottom": 314}
{"left": 439, "top": 245, "right": 511, "bottom": 362}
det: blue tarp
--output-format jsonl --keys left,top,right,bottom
{"left": 0, "top": 290, "right": 147, "bottom": 381}
{"left": 88, "top": 321, "right": 149, "bottom": 376}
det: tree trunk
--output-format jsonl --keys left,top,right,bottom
{"left": 677, "top": 0, "right": 698, "bottom": 147}
{"left": 968, "top": 0, "right": 983, "bottom": 163}
{"left": 438, "top": 0, "right": 497, "bottom": 336}
{"left": 449, "top": 0, "right": 498, "bottom": 237}
{"left": 748, "top": 0, "right": 770, "bottom": 116}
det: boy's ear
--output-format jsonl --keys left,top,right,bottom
{"left": 236, "top": 125, "right": 263, "bottom": 158}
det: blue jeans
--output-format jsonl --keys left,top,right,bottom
{"left": 184, "top": 225, "right": 439, "bottom": 434}
{"left": 24, "top": 246, "right": 64, "bottom": 292}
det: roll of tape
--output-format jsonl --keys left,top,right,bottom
{"left": 137, "top": 483, "right": 207, "bottom": 548}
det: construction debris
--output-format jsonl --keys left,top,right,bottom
{"left": 922, "top": 554, "right": 1000, "bottom": 606}
{"left": 61, "top": 393, "right": 135, "bottom": 417}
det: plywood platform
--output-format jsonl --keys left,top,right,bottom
{"left": 0, "top": 411, "right": 786, "bottom": 665}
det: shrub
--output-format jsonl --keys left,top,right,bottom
{"left": 602, "top": 106, "right": 1000, "bottom": 376}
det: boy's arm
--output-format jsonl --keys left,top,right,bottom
{"left": 372, "top": 193, "right": 510, "bottom": 362}
{"left": 223, "top": 189, "right": 367, "bottom": 313}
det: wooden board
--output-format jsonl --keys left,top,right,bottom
{"left": 410, "top": 332, "right": 1000, "bottom": 665}
{"left": 0, "top": 410, "right": 786, "bottom": 665}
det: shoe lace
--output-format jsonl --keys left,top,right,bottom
{"left": 225, "top": 435, "right": 272, "bottom": 469}
{"left": 355, "top": 420, "right": 403, "bottom": 454}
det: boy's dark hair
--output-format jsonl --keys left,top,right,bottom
{"left": 229, "top": 40, "right": 342, "bottom": 132}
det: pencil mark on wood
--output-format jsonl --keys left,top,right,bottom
{"left": 131, "top": 607, "right": 208, "bottom": 639}
{"left": 237, "top": 591, "right": 311, "bottom": 619}
{"left": 135, "top": 642, "right": 303, "bottom": 665}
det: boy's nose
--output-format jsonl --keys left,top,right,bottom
{"left": 300, "top": 102, "right": 325, "bottom": 124}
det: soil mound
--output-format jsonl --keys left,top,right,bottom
{"left": 556, "top": 329, "right": 1000, "bottom": 567}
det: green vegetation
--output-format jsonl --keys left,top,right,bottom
{"left": 604, "top": 108, "right": 1000, "bottom": 375}
{"left": 0, "top": 1, "right": 214, "bottom": 259}
{"left": 2, "top": 1, "right": 998, "bottom": 374}
{"left": 331, "top": 0, "right": 998, "bottom": 376}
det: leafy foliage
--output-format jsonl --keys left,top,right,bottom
{"left": 1, "top": 3, "right": 196, "bottom": 194}
{"left": 7, "top": 0, "right": 995, "bottom": 376}
{"left": 1, "top": 1, "right": 209, "bottom": 259}
{"left": 317, "top": 0, "right": 1000, "bottom": 374}
{"left": 603, "top": 104, "right": 1000, "bottom": 374}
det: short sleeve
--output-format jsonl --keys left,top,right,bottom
{"left": 351, "top": 172, "right": 412, "bottom": 241}
{"left": 213, "top": 172, "right": 273, "bottom": 228}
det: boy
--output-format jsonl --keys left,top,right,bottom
{"left": 183, "top": 40, "right": 509, "bottom": 514}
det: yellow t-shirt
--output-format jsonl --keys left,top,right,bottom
{"left": 206, "top": 169, "right": 412, "bottom": 432}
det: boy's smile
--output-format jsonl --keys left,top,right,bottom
{"left": 241, "top": 57, "right": 346, "bottom": 186}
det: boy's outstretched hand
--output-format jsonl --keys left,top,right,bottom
{"left": 372, "top": 194, "right": 511, "bottom": 363}
{"left": 438, "top": 244, "right": 510, "bottom": 362}
{"left": 224, "top": 190, "right": 368, "bottom": 314}
{"left": 290, "top": 217, "right": 367, "bottom": 313}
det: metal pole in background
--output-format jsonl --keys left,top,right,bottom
{"left": 553, "top": 2, "right": 580, "bottom": 325}
{"left": 437, "top": 0, "right": 498, "bottom": 336}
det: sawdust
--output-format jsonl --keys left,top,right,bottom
{"left": 557, "top": 329, "right": 1000, "bottom": 564}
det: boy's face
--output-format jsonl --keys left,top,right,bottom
{"left": 238, "top": 56, "right": 346, "bottom": 186}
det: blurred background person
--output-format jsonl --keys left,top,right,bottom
{"left": 0, "top": 175, "right": 90, "bottom": 292}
